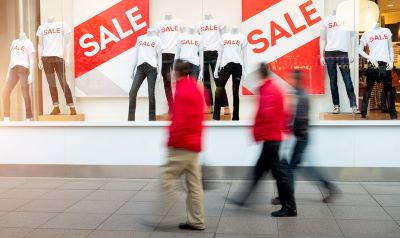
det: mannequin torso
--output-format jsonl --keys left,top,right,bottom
{"left": 199, "top": 15, "right": 225, "bottom": 51}
{"left": 155, "top": 16, "right": 182, "bottom": 54}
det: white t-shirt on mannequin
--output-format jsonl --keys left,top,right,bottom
{"left": 220, "top": 33, "right": 247, "bottom": 67}
{"left": 360, "top": 28, "right": 392, "bottom": 63}
{"left": 155, "top": 19, "right": 182, "bottom": 54}
{"left": 321, "top": 15, "right": 350, "bottom": 52}
{"left": 10, "top": 39, "right": 35, "bottom": 69}
{"left": 176, "top": 33, "right": 203, "bottom": 66}
{"left": 36, "top": 22, "right": 70, "bottom": 58}
{"left": 136, "top": 35, "right": 162, "bottom": 68}
{"left": 199, "top": 19, "right": 225, "bottom": 51}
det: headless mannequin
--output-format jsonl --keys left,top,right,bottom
{"left": 129, "top": 28, "right": 162, "bottom": 121}
{"left": 37, "top": 16, "right": 76, "bottom": 115}
{"left": 4, "top": 33, "right": 35, "bottom": 121}
{"left": 213, "top": 26, "right": 247, "bottom": 120}
{"left": 174, "top": 26, "right": 204, "bottom": 80}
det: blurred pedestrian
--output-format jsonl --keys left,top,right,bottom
{"left": 271, "top": 70, "right": 339, "bottom": 205}
{"left": 229, "top": 63, "right": 297, "bottom": 217}
{"left": 162, "top": 59, "right": 206, "bottom": 230}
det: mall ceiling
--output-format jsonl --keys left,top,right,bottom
{"left": 379, "top": 0, "right": 400, "bottom": 12}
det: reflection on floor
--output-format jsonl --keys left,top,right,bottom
{"left": 0, "top": 177, "right": 399, "bottom": 237}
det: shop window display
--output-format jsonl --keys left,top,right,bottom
{"left": 1, "top": 0, "right": 399, "bottom": 123}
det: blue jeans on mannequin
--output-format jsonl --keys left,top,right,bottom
{"left": 325, "top": 51, "right": 357, "bottom": 107}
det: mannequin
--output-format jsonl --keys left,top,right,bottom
{"left": 155, "top": 14, "right": 183, "bottom": 113}
{"left": 37, "top": 17, "right": 77, "bottom": 116}
{"left": 359, "top": 22, "right": 396, "bottom": 119}
{"left": 320, "top": 11, "right": 357, "bottom": 114}
{"left": 174, "top": 26, "right": 204, "bottom": 80}
{"left": 199, "top": 14, "right": 230, "bottom": 114}
{"left": 3, "top": 33, "right": 35, "bottom": 121}
{"left": 128, "top": 28, "right": 162, "bottom": 121}
{"left": 213, "top": 26, "right": 247, "bottom": 121}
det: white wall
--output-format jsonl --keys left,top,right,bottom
{"left": 39, "top": 0, "right": 359, "bottom": 121}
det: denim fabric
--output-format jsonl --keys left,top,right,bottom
{"left": 203, "top": 51, "right": 228, "bottom": 107}
{"left": 161, "top": 53, "right": 174, "bottom": 112}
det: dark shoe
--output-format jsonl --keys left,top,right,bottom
{"left": 178, "top": 223, "right": 205, "bottom": 231}
{"left": 232, "top": 115, "right": 239, "bottom": 121}
{"left": 70, "top": 107, "right": 77, "bottom": 116}
{"left": 50, "top": 106, "right": 61, "bottom": 115}
{"left": 390, "top": 112, "right": 398, "bottom": 120}
{"left": 271, "top": 197, "right": 281, "bottom": 205}
{"left": 271, "top": 209, "right": 297, "bottom": 217}
{"left": 213, "top": 114, "right": 220, "bottom": 121}
{"left": 226, "top": 197, "right": 245, "bottom": 207}
{"left": 361, "top": 114, "right": 367, "bottom": 119}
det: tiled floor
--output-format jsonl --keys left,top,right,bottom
{"left": 0, "top": 178, "right": 399, "bottom": 238}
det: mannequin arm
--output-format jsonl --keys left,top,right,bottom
{"left": 214, "top": 44, "right": 223, "bottom": 79}
{"left": 173, "top": 45, "right": 181, "bottom": 81}
{"left": 387, "top": 38, "right": 394, "bottom": 70}
{"left": 5, "top": 62, "right": 12, "bottom": 81}
{"left": 157, "top": 50, "right": 162, "bottom": 80}
{"left": 64, "top": 33, "right": 71, "bottom": 67}
{"left": 28, "top": 53, "right": 35, "bottom": 84}
{"left": 131, "top": 47, "right": 138, "bottom": 80}
{"left": 242, "top": 45, "right": 247, "bottom": 80}
{"left": 359, "top": 41, "right": 378, "bottom": 67}
{"left": 198, "top": 50, "right": 204, "bottom": 81}
{"left": 319, "top": 29, "right": 326, "bottom": 65}
{"left": 348, "top": 32, "right": 355, "bottom": 63}
{"left": 38, "top": 36, "right": 44, "bottom": 69}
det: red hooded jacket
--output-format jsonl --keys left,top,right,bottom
{"left": 253, "top": 78, "right": 285, "bottom": 142}
{"left": 167, "top": 76, "right": 205, "bottom": 152}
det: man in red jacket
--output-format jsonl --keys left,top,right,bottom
{"left": 229, "top": 63, "right": 297, "bottom": 217}
{"left": 163, "top": 59, "right": 206, "bottom": 230}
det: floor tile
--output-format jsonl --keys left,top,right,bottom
{"left": 40, "top": 189, "right": 94, "bottom": 200}
{"left": 363, "top": 184, "right": 400, "bottom": 195}
{"left": 328, "top": 194, "right": 379, "bottom": 206}
{"left": 221, "top": 204, "right": 275, "bottom": 218}
{"left": 217, "top": 216, "right": 277, "bottom": 235}
{"left": 151, "top": 232, "right": 215, "bottom": 238}
{"left": 168, "top": 202, "right": 224, "bottom": 217}
{"left": 98, "top": 214, "right": 162, "bottom": 231}
{"left": 131, "top": 191, "right": 183, "bottom": 202}
{"left": 24, "top": 229, "right": 91, "bottom": 238}
{"left": 117, "top": 202, "right": 171, "bottom": 215}
{"left": 84, "top": 190, "right": 137, "bottom": 201}
{"left": 17, "top": 199, "right": 77, "bottom": 213}
{"left": 294, "top": 183, "right": 322, "bottom": 194}
{"left": 0, "top": 189, "right": 49, "bottom": 199}
{"left": 294, "top": 193, "right": 326, "bottom": 205}
{"left": 215, "top": 234, "right": 277, "bottom": 238}
{"left": 329, "top": 205, "right": 392, "bottom": 220}
{"left": 383, "top": 206, "right": 400, "bottom": 220}
{"left": 320, "top": 183, "right": 367, "bottom": 195}
{"left": 65, "top": 200, "right": 124, "bottom": 214}
{"left": 277, "top": 218, "right": 342, "bottom": 237}
{"left": 0, "top": 180, "right": 27, "bottom": 189}
{"left": 0, "top": 212, "right": 56, "bottom": 228}
{"left": 296, "top": 205, "right": 333, "bottom": 219}
{"left": 230, "top": 181, "right": 275, "bottom": 193}
{"left": 156, "top": 216, "right": 219, "bottom": 233}
{"left": 17, "top": 180, "right": 66, "bottom": 189}
{"left": 373, "top": 195, "right": 400, "bottom": 206}
{"left": 227, "top": 192, "right": 275, "bottom": 205}
{"left": 88, "top": 230, "right": 152, "bottom": 238}
{"left": 0, "top": 199, "right": 30, "bottom": 211}
{"left": 203, "top": 182, "right": 231, "bottom": 193}
{"left": 59, "top": 180, "right": 106, "bottom": 190}
{"left": 41, "top": 213, "right": 109, "bottom": 229}
{"left": 337, "top": 219, "right": 400, "bottom": 238}
{"left": 0, "top": 227, "right": 32, "bottom": 238}
{"left": 101, "top": 181, "right": 147, "bottom": 191}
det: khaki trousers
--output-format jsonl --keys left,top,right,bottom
{"left": 162, "top": 148, "right": 205, "bottom": 229}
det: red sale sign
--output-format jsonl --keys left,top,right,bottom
{"left": 242, "top": 0, "right": 324, "bottom": 95}
{"left": 74, "top": 0, "right": 149, "bottom": 97}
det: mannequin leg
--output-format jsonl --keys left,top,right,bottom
{"left": 231, "top": 63, "right": 243, "bottom": 120}
{"left": 42, "top": 57, "right": 59, "bottom": 106}
{"left": 338, "top": 58, "right": 356, "bottom": 107}
{"left": 203, "top": 52, "right": 213, "bottom": 107}
{"left": 161, "top": 54, "right": 174, "bottom": 113}
{"left": 213, "top": 64, "right": 231, "bottom": 120}
{"left": 326, "top": 55, "right": 340, "bottom": 107}
{"left": 361, "top": 67, "right": 377, "bottom": 117}
{"left": 2, "top": 67, "right": 20, "bottom": 118}
{"left": 384, "top": 69, "right": 397, "bottom": 118}
{"left": 18, "top": 68, "right": 33, "bottom": 119}
{"left": 210, "top": 58, "right": 228, "bottom": 108}
{"left": 147, "top": 65, "right": 158, "bottom": 121}
{"left": 54, "top": 57, "right": 74, "bottom": 106}
{"left": 128, "top": 64, "right": 147, "bottom": 121}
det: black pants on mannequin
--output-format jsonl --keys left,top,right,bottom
{"left": 213, "top": 62, "right": 242, "bottom": 120}
{"left": 237, "top": 142, "right": 296, "bottom": 212}
{"left": 42, "top": 56, "right": 74, "bottom": 106}
{"left": 3, "top": 66, "right": 32, "bottom": 119}
{"left": 161, "top": 53, "right": 174, "bottom": 113}
{"left": 203, "top": 51, "right": 228, "bottom": 108}
{"left": 361, "top": 62, "right": 397, "bottom": 119}
{"left": 128, "top": 63, "right": 157, "bottom": 121}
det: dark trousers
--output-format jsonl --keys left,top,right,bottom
{"left": 161, "top": 53, "right": 174, "bottom": 112}
{"left": 213, "top": 63, "right": 242, "bottom": 120}
{"left": 287, "top": 135, "right": 334, "bottom": 192}
{"left": 42, "top": 56, "right": 74, "bottom": 106}
{"left": 3, "top": 66, "right": 32, "bottom": 119}
{"left": 203, "top": 51, "right": 228, "bottom": 107}
{"left": 128, "top": 63, "right": 157, "bottom": 121}
{"left": 241, "top": 142, "right": 296, "bottom": 211}
{"left": 325, "top": 51, "right": 356, "bottom": 107}
{"left": 361, "top": 62, "right": 397, "bottom": 117}
{"left": 189, "top": 63, "right": 200, "bottom": 79}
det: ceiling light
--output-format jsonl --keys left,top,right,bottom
{"left": 387, "top": 4, "right": 394, "bottom": 7}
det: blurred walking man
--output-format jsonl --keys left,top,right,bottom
{"left": 229, "top": 63, "right": 297, "bottom": 217}
{"left": 163, "top": 59, "right": 206, "bottom": 230}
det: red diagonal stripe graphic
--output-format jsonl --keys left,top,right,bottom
{"left": 242, "top": 0, "right": 282, "bottom": 22}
